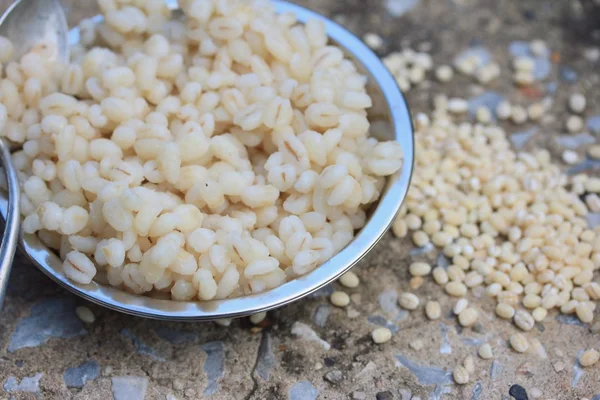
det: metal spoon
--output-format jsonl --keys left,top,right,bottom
{"left": 0, "top": 138, "right": 20, "bottom": 312}
{"left": 0, "top": 0, "right": 69, "bottom": 63}
{"left": 0, "top": 0, "right": 69, "bottom": 311}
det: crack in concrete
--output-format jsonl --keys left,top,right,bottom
{"left": 245, "top": 331, "right": 273, "bottom": 400}
{"left": 255, "top": 332, "right": 275, "bottom": 381}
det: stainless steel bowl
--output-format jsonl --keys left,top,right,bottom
{"left": 0, "top": 0, "right": 414, "bottom": 321}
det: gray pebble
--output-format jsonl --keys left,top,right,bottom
{"left": 313, "top": 304, "right": 330, "bottom": 328}
{"left": 462, "top": 337, "right": 485, "bottom": 346}
{"left": 352, "top": 392, "right": 367, "bottom": 400}
{"left": 588, "top": 115, "right": 600, "bottom": 135}
{"left": 510, "top": 129, "right": 536, "bottom": 149}
{"left": 468, "top": 91, "right": 503, "bottom": 118}
{"left": 291, "top": 322, "right": 331, "bottom": 350}
{"left": 111, "top": 376, "right": 148, "bottom": 400}
{"left": 63, "top": 360, "right": 100, "bottom": 388}
{"left": 3, "top": 373, "right": 43, "bottom": 393}
{"left": 508, "top": 40, "right": 551, "bottom": 79}
{"left": 560, "top": 66, "right": 578, "bottom": 82}
{"left": 384, "top": 0, "right": 420, "bottom": 17}
{"left": 567, "top": 159, "right": 600, "bottom": 175}
{"left": 472, "top": 382, "right": 483, "bottom": 400}
{"left": 437, "top": 254, "right": 450, "bottom": 269}
{"left": 556, "top": 314, "right": 589, "bottom": 327}
{"left": 472, "top": 323, "right": 485, "bottom": 334}
{"left": 367, "top": 315, "right": 400, "bottom": 334}
{"left": 394, "top": 354, "right": 453, "bottom": 386}
{"left": 9, "top": 297, "right": 87, "bottom": 352}
{"left": 409, "top": 243, "right": 434, "bottom": 256}
{"left": 440, "top": 324, "right": 452, "bottom": 355}
{"left": 154, "top": 327, "right": 199, "bottom": 345}
{"left": 490, "top": 360, "right": 503, "bottom": 380}
{"left": 289, "top": 381, "right": 319, "bottom": 400}
{"left": 121, "top": 329, "right": 165, "bottom": 361}
{"left": 376, "top": 391, "right": 394, "bottom": 400}
{"left": 589, "top": 213, "right": 600, "bottom": 229}
{"left": 307, "top": 284, "right": 333, "bottom": 298}
{"left": 454, "top": 46, "right": 492, "bottom": 69}
{"left": 555, "top": 133, "right": 596, "bottom": 149}
{"left": 378, "top": 289, "right": 408, "bottom": 322}
{"left": 324, "top": 370, "right": 343, "bottom": 384}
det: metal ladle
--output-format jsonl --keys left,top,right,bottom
{"left": 0, "top": 0, "right": 69, "bottom": 311}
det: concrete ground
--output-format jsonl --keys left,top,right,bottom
{"left": 1, "top": 0, "right": 599, "bottom": 399}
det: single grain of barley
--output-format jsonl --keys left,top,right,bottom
{"left": 372, "top": 327, "right": 392, "bottom": 344}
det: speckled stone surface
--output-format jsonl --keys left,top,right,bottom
{"left": 1, "top": 0, "right": 599, "bottom": 399}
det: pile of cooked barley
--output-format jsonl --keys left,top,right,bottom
{"left": 1, "top": 0, "right": 403, "bottom": 300}
{"left": 392, "top": 97, "right": 599, "bottom": 325}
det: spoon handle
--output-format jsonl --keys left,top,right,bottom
{"left": 0, "top": 138, "right": 20, "bottom": 312}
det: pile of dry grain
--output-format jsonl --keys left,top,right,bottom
{"left": 391, "top": 98, "right": 599, "bottom": 326}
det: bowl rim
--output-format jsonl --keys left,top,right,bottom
{"left": 0, "top": 0, "right": 415, "bottom": 321}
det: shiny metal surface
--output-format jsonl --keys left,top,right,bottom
{"left": 0, "top": 0, "right": 66, "bottom": 312}
{"left": 0, "top": 0, "right": 69, "bottom": 64}
{"left": 0, "top": 1, "right": 415, "bottom": 320}
{"left": 0, "top": 138, "right": 21, "bottom": 312}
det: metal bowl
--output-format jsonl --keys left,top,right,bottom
{"left": 0, "top": 0, "right": 414, "bottom": 321}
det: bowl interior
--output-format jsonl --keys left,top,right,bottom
{"left": 0, "top": 1, "right": 414, "bottom": 320}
